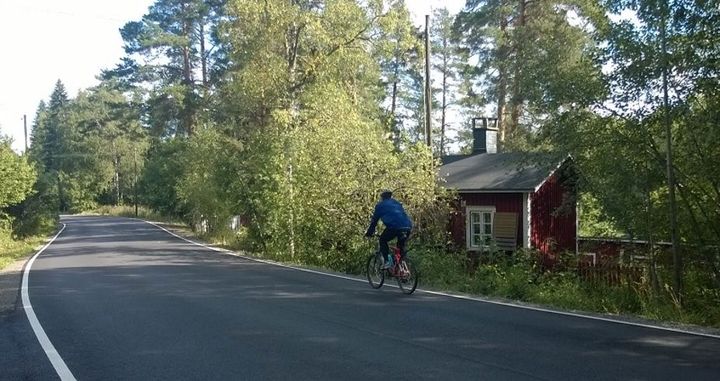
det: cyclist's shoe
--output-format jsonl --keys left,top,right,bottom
{"left": 381, "top": 260, "right": 392, "bottom": 270}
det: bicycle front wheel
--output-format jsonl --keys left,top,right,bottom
{"left": 366, "top": 254, "right": 385, "bottom": 289}
{"left": 396, "top": 258, "right": 419, "bottom": 294}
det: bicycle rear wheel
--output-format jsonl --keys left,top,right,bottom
{"left": 396, "top": 258, "right": 419, "bottom": 294}
{"left": 366, "top": 254, "right": 385, "bottom": 289}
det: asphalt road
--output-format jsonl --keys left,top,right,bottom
{"left": 3, "top": 215, "right": 720, "bottom": 380}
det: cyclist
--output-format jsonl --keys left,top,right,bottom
{"left": 365, "top": 190, "right": 412, "bottom": 269}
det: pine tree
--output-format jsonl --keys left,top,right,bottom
{"left": 68, "top": 81, "right": 149, "bottom": 206}
{"left": 431, "top": 7, "right": 462, "bottom": 156}
{"left": 107, "top": 0, "right": 227, "bottom": 137}
{"left": 372, "top": 0, "right": 424, "bottom": 148}
{"left": 29, "top": 80, "right": 69, "bottom": 173}
{"left": 454, "top": 0, "right": 605, "bottom": 149}
{"left": 27, "top": 81, "right": 70, "bottom": 211}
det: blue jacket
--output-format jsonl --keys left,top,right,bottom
{"left": 366, "top": 198, "right": 413, "bottom": 235}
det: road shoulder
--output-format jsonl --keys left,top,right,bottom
{"left": 0, "top": 243, "right": 60, "bottom": 380}
{"left": 0, "top": 256, "right": 30, "bottom": 315}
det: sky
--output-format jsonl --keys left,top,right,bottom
{"left": 0, "top": 0, "right": 465, "bottom": 153}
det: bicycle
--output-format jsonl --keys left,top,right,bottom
{"left": 366, "top": 244, "right": 419, "bottom": 295}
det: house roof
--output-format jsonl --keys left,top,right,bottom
{"left": 439, "top": 152, "right": 563, "bottom": 192}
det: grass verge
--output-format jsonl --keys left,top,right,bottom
{"left": 0, "top": 235, "right": 48, "bottom": 271}
{"left": 84, "top": 205, "right": 184, "bottom": 225}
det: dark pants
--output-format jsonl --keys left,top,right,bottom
{"left": 379, "top": 228, "right": 411, "bottom": 261}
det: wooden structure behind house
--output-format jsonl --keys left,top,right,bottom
{"left": 441, "top": 118, "right": 577, "bottom": 259}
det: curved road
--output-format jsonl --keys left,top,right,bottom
{"left": 7, "top": 216, "right": 720, "bottom": 380}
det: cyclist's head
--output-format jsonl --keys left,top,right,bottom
{"left": 380, "top": 190, "right": 393, "bottom": 200}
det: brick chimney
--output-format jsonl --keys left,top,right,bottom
{"left": 472, "top": 117, "right": 498, "bottom": 154}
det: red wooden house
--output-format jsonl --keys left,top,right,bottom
{"left": 440, "top": 118, "right": 577, "bottom": 257}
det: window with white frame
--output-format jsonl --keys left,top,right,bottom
{"left": 466, "top": 206, "right": 495, "bottom": 249}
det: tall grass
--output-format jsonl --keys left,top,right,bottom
{"left": 1, "top": 213, "right": 57, "bottom": 270}
{"left": 413, "top": 247, "right": 719, "bottom": 328}
{"left": 88, "top": 205, "right": 181, "bottom": 223}
{"left": 0, "top": 234, "right": 47, "bottom": 270}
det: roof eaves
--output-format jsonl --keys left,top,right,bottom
{"left": 532, "top": 155, "right": 573, "bottom": 193}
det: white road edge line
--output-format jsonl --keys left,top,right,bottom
{"left": 22, "top": 223, "right": 77, "bottom": 381}
{"left": 143, "top": 219, "right": 720, "bottom": 340}
{"left": 142, "top": 220, "right": 371, "bottom": 284}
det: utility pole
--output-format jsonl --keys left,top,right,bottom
{"left": 424, "top": 14, "right": 432, "bottom": 148}
{"left": 23, "top": 114, "right": 28, "bottom": 152}
{"left": 134, "top": 148, "right": 139, "bottom": 217}
{"left": 660, "top": 2, "right": 682, "bottom": 304}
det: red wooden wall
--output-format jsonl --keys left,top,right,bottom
{"left": 530, "top": 173, "right": 576, "bottom": 255}
{"left": 448, "top": 168, "right": 576, "bottom": 257}
{"left": 449, "top": 193, "right": 524, "bottom": 250}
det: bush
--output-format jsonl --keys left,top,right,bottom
{"left": 8, "top": 186, "right": 58, "bottom": 238}
{"left": 404, "top": 245, "right": 719, "bottom": 328}
{"left": 496, "top": 266, "right": 536, "bottom": 301}
{"left": 139, "top": 139, "right": 189, "bottom": 217}
{"left": 533, "top": 272, "right": 588, "bottom": 310}
{"left": 414, "top": 248, "right": 467, "bottom": 290}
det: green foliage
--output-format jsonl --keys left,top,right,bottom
{"left": 430, "top": 7, "right": 463, "bottom": 155}
{"left": 578, "top": 192, "right": 623, "bottom": 238}
{"left": 589, "top": 0, "right": 720, "bottom": 243}
{"left": 0, "top": 136, "right": 39, "bottom": 240}
{"left": 454, "top": 0, "right": 606, "bottom": 147}
{"left": 26, "top": 80, "right": 149, "bottom": 214}
{"left": 109, "top": 0, "right": 228, "bottom": 137}
{"left": 9, "top": 171, "right": 59, "bottom": 238}
{"left": 139, "top": 139, "right": 188, "bottom": 217}
{"left": 0, "top": 138, "right": 36, "bottom": 209}
{"left": 208, "top": 0, "right": 450, "bottom": 272}
{"left": 671, "top": 93, "right": 720, "bottom": 246}
{"left": 372, "top": 0, "right": 426, "bottom": 146}
{"left": 67, "top": 82, "right": 149, "bottom": 206}
{"left": 413, "top": 247, "right": 718, "bottom": 327}
{"left": 539, "top": 1, "right": 720, "bottom": 307}
{"left": 176, "top": 128, "right": 243, "bottom": 234}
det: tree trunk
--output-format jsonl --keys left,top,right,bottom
{"left": 497, "top": 17, "right": 508, "bottom": 145}
{"left": 391, "top": 79, "right": 398, "bottom": 116}
{"left": 440, "top": 34, "right": 448, "bottom": 157}
{"left": 182, "top": 25, "right": 192, "bottom": 83}
{"left": 390, "top": 57, "right": 400, "bottom": 148}
{"left": 645, "top": 179, "right": 660, "bottom": 294}
{"left": 508, "top": 0, "right": 527, "bottom": 141}
{"left": 288, "top": 160, "right": 295, "bottom": 260}
{"left": 200, "top": 22, "right": 208, "bottom": 88}
{"left": 285, "top": 20, "right": 302, "bottom": 260}
{"left": 57, "top": 171, "right": 65, "bottom": 213}
{"left": 181, "top": 2, "right": 194, "bottom": 136}
{"left": 497, "top": 75, "right": 507, "bottom": 144}
{"left": 424, "top": 15, "right": 432, "bottom": 148}
{"left": 115, "top": 154, "right": 121, "bottom": 205}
